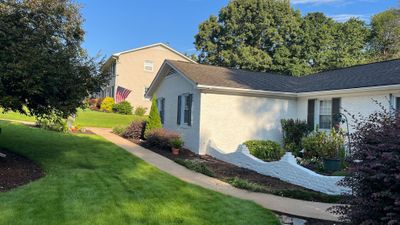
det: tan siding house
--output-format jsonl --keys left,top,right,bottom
{"left": 100, "top": 43, "right": 195, "bottom": 112}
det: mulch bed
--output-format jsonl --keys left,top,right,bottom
{"left": 136, "top": 139, "right": 330, "bottom": 195}
{"left": 0, "top": 149, "right": 44, "bottom": 192}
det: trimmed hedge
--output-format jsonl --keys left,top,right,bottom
{"left": 112, "top": 101, "right": 133, "bottom": 115}
{"left": 244, "top": 140, "right": 285, "bottom": 162}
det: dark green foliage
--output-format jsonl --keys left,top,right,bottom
{"left": 227, "top": 177, "right": 265, "bottom": 192}
{"left": 122, "top": 120, "right": 146, "bottom": 140}
{"left": 146, "top": 128, "right": 180, "bottom": 149}
{"left": 134, "top": 106, "right": 147, "bottom": 116}
{"left": 174, "top": 159, "right": 215, "bottom": 177}
{"left": 144, "top": 96, "right": 162, "bottom": 138}
{"left": 274, "top": 190, "right": 341, "bottom": 204}
{"left": 281, "top": 119, "right": 313, "bottom": 155}
{"left": 112, "top": 101, "right": 133, "bottom": 115}
{"left": 244, "top": 140, "right": 285, "bottom": 162}
{"left": 195, "top": 0, "right": 374, "bottom": 76}
{"left": 0, "top": 0, "right": 109, "bottom": 118}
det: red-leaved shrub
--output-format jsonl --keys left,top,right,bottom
{"left": 123, "top": 120, "right": 146, "bottom": 140}
{"left": 146, "top": 128, "right": 181, "bottom": 149}
{"left": 330, "top": 106, "right": 400, "bottom": 224}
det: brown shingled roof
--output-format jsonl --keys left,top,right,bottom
{"left": 166, "top": 59, "right": 400, "bottom": 93}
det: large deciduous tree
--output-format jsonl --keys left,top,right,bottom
{"left": 195, "top": 0, "right": 305, "bottom": 76}
{"left": 370, "top": 9, "right": 400, "bottom": 60}
{"left": 194, "top": 0, "right": 371, "bottom": 76}
{"left": 0, "top": 0, "right": 108, "bottom": 118}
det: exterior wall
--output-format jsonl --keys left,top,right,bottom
{"left": 102, "top": 45, "right": 191, "bottom": 112}
{"left": 297, "top": 89, "right": 400, "bottom": 133}
{"left": 199, "top": 93, "right": 298, "bottom": 154}
{"left": 154, "top": 73, "right": 201, "bottom": 153}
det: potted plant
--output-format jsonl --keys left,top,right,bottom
{"left": 321, "top": 128, "right": 345, "bottom": 172}
{"left": 170, "top": 138, "right": 183, "bottom": 155}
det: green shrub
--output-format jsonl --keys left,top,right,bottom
{"left": 100, "top": 97, "right": 114, "bottom": 112}
{"left": 244, "top": 140, "right": 285, "bottom": 162}
{"left": 170, "top": 138, "right": 184, "bottom": 149}
{"left": 134, "top": 106, "right": 147, "bottom": 116}
{"left": 113, "top": 125, "right": 127, "bottom": 136}
{"left": 281, "top": 119, "right": 313, "bottom": 155}
{"left": 174, "top": 159, "right": 215, "bottom": 177}
{"left": 36, "top": 114, "right": 68, "bottom": 133}
{"left": 112, "top": 101, "right": 133, "bottom": 115}
{"left": 144, "top": 95, "right": 162, "bottom": 138}
{"left": 302, "top": 128, "right": 345, "bottom": 159}
{"left": 301, "top": 130, "right": 326, "bottom": 159}
{"left": 274, "top": 189, "right": 341, "bottom": 203}
{"left": 227, "top": 177, "right": 265, "bottom": 192}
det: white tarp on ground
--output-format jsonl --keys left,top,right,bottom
{"left": 207, "top": 140, "right": 349, "bottom": 195}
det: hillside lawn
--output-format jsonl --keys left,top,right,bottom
{"left": 0, "top": 109, "right": 145, "bottom": 128}
{"left": 0, "top": 121, "right": 279, "bottom": 225}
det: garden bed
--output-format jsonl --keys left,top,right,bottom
{"left": 135, "top": 139, "right": 341, "bottom": 203}
{"left": 0, "top": 149, "right": 44, "bottom": 192}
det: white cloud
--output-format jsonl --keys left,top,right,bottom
{"left": 329, "top": 14, "right": 369, "bottom": 22}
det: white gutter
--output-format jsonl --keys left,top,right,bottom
{"left": 297, "top": 84, "right": 400, "bottom": 97}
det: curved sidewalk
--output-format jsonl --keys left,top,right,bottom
{"left": 90, "top": 127, "right": 340, "bottom": 221}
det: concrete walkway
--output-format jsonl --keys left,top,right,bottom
{"left": 89, "top": 127, "right": 340, "bottom": 222}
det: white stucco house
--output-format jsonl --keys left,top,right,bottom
{"left": 146, "top": 59, "right": 400, "bottom": 155}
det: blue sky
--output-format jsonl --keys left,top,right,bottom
{"left": 79, "top": 0, "right": 398, "bottom": 58}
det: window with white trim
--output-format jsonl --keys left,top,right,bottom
{"left": 144, "top": 60, "right": 154, "bottom": 72}
{"left": 319, "top": 100, "right": 332, "bottom": 129}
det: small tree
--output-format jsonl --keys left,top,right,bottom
{"left": 144, "top": 95, "right": 162, "bottom": 138}
{"left": 330, "top": 107, "right": 400, "bottom": 224}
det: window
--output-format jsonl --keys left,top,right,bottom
{"left": 177, "top": 94, "right": 192, "bottom": 126}
{"left": 157, "top": 98, "right": 165, "bottom": 124}
{"left": 319, "top": 100, "right": 332, "bottom": 129}
{"left": 396, "top": 97, "right": 400, "bottom": 112}
{"left": 144, "top": 60, "right": 154, "bottom": 72}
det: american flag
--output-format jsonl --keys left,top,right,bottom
{"left": 115, "top": 86, "right": 132, "bottom": 103}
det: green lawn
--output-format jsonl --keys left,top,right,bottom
{"left": 0, "top": 122, "right": 279, "bottom": 225}
{"left": 0, "top": 109, "right": 145, "bottom": 128}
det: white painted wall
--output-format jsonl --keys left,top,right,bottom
{"left": 154, "top": 73, "right": 201, "bottom": 153}
{"left": 297, "top": 90, "right": 400, "bottom": 133}
{"left": 199, "top": 93, "right": 298, "bottom": 154}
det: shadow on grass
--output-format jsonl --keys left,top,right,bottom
{"left": 0, "top": 121, "right": 279, "bottom": 225}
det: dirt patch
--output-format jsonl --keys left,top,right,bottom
{"left": 136, "top": 139, "right": 341, "bottom": 203}
{"left": 0, "top": 149, "right": 44, "bottom": 192}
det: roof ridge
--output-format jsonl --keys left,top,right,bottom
{"left": 303, "top": 58, "right": 400, "bottom": 77}
{"left": 167, "top": 60, "right": 293, "bottom": 78}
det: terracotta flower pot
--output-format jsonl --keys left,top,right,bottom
{"left": 171, "top": 148, "right": 180, "bottom": 155}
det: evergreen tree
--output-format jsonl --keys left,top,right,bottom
{"left": 144, "top": 95, "right": 162, "bottom": 138}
